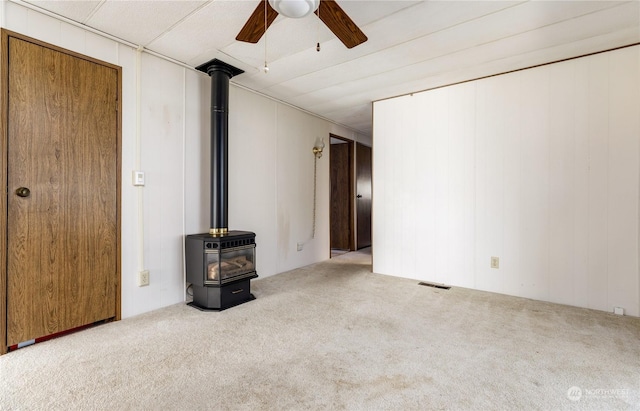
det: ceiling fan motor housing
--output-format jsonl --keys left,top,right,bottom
{"left": 269, "top": 0, "right": 320, "bottom": 18}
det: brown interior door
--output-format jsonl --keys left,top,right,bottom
{"left": 330, "top": 140, "right": 353, "bottom": 250}
{"left": 356, "top": 143, "right": 372, "bottom": 249}
{"left": 5, "top": 34, "right": 120, "bottom": 348}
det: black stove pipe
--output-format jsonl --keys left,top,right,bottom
{"left": 195, "top": 59, "right": 244, "bottom": 236}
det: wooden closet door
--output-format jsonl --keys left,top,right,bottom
{"left": 5, "top": 35, "right": 120, "bottom": 347}
{"left": 356, "top": 143, "right": 372, "bottom": 249}
{"left": 330, "top": 142, "right": 353, "bottom": 250}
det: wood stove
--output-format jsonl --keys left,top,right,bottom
{"left": 186, "top": 231, "right": 256, "bottom": 310}
{"left": 185, "top": 59, "right": 257, "bottom": 311}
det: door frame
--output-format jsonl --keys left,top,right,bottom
{"left": 329, "top": 133, "right": 355, "bottom": 255}
{"left": 1, "top": 29, "right": 122, "bottom": 354}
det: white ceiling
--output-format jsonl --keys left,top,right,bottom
{"left": 22, "top": 0, "right": 640, "bottom": 136}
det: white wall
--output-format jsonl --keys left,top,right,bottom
{"left": 2, "top": 1, "right": 367, "bottom": 318}
{"left": 373, "top": 45, "right": 640, "bottom": 317}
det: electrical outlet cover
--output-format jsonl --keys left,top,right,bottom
{"left": 138, "top": 270, "right": 150, "bottom": 287}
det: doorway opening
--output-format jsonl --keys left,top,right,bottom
{"left": 329, "top": 134, "right": 355, "bottom": 257}
{"left": 329, "top": 134, "right": 372, "bottom": 259}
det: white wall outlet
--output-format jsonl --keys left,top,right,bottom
{"left": 132, "top": 170, "right": 145, "bottom": 186}
{"left": 614, "top": 307, "right": 624, "bottom": 315}
{"left": 491, "top": 256, "right": 499, "bottom": 269}
{"left": 297, "top": 242, "right": 304, "bottom": 251}
{"left": 138, "top": 270, "right": 150, "bottom": 287}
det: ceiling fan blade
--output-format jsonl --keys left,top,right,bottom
{"left": 316, "top": 0, "right": 367, "bottom": 49}
{"left": 236, "top": 0, "right": 279, "bottom": 43}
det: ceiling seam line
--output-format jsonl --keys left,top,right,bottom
{"left": 145, "top": 0, "right": 215, "bottom": 47}
{"left": 253, "top": 0, "right": 530, "bottom": 89}
{"left": 229, "top": 80, "right": 368, "bottom": 136}
{"left": 264, "top": 1, "right": 631, "bottom": 96}
{"left": 305, "top": 28, "right": 640, "bottom": 109}
{"left": 84, "top": 0, "right": 106, "bottom": 24}
{"left": 372, "top": 41, "right": 640, "bottom": 105}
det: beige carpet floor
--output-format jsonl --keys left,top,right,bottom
{"left": 1, "top": 248, "right": 639, "bottom": 410}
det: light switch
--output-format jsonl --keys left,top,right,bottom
{"left": 133, "top": 171, "right": 145, "bottom": 186}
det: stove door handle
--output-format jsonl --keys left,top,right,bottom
{"left": 231, "top": 289, "right": 244, "bottom": 294}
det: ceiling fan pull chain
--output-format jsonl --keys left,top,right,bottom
{"left": 316, "top": 2, "right": 321, "bottom": 52}
{"left": 263, "top": 0, "right": 270, "bottom": 73}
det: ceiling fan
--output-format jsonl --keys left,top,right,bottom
{"left": 236, "top": 0, "right": 368, "bottom": 49}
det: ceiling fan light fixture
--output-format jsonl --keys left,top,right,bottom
{"left": 268, "top": 0, "right": 319, "bottom": 18}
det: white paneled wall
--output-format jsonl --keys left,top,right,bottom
{"left": 228, "top": 87, "right": 279, "bottom": 279}
{"left": 2, "top": 1, "right": 351, "bottom": 319}
{"left": 373, "top": 45, "right": 640, "bottom": 316}
{"left": 138, "top": 53, "right": 186, "bottom": 312}
{"left": 275, "top": 105, "right": 331, "bottom": 272}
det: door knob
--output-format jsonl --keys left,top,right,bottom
{"left": 15, "top": 187, "right": 31, "bottom": 198}
{"left": 356, "top": 194, "right": 363, "bottom": 198}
